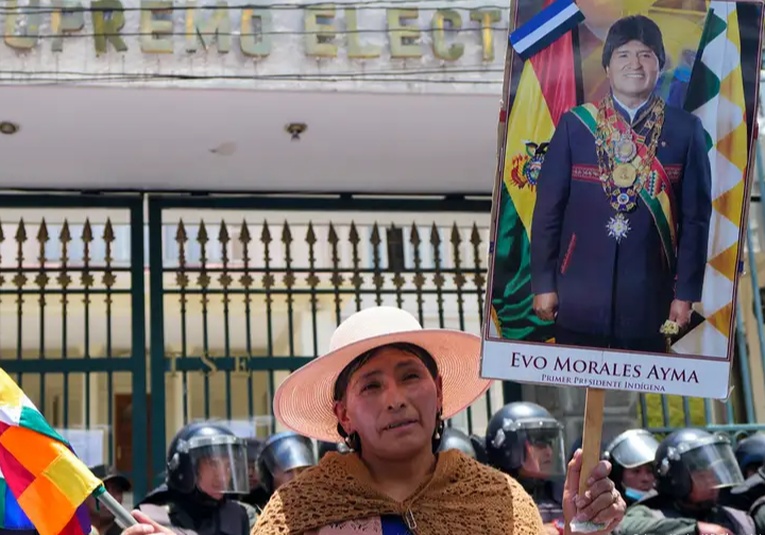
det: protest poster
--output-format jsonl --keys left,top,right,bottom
{"left": 481, "top": 0, "right": 765, "bottom": 399}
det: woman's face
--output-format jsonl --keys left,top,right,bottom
{"left": 334, "top": 346, "right": 443, "bottom": 461}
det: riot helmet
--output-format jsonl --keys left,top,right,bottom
{"left": 166, "top": 421, "right": 250, "bottom": 501}
{"left": 603, "top": 429, "right": 659, "bottom": 502}
{"left": 486, "top": 402, "right": 565, "bottom": 478}
{"left": 655, "top": 428, "right": 744, "bottom": 503}
{"left": 437, "top": 428, "right": 477, "bottom": 458}
{"left": 734, "top": 433, "right": 765, "bottom": 477}
{"left": 257, "top": 431, "right": 316, "bottom": 494}
{"left": 469, "top": 433, "right": 489, "bottom": 464}
{"left": 317, "top": 441, "right": 350, "bottom": 459}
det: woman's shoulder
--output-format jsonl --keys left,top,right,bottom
{"left": 442, "top": 451, "right": 544, "bottom": 529}
{"left": 453, "top": 454, "right": 545, "bottom": 534}
{"left": 450, "top": 450, "right": 522, "bottom": 489}
{"left": 502, "top": 473, "right": 547, "bottom": 535}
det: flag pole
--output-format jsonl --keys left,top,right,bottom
{"left": 93, "top": 486, "right": 139, "bottom": 529}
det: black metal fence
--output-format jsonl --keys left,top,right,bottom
{"left": 0, "top": 193, "right": 763, "bottom": 500}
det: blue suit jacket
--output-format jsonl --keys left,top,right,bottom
{"left": 530, "top": 99, "right": 712, "bottom": 340}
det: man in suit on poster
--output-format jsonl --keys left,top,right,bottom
{"left": 530, "top": 14, "right": 713, "bottom": 353}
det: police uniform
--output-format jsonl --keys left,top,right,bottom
{"left": 751, "top": 494, "right": 765, "bottom": 534}
{"left": 233, "top": 501, "right": 259, "bottom": 530}
{"left": 138, "top": 485, "right": 250, "bottom": 535}
{"left": 519, "top": 479, "right": 564, "bottom": 524}
{"left": 724, "top": 467, "right": 765, "bottom": 533}
{"left": 615, "top": 492, "right": 755, "bottom": 535}
{"left": 724, "top": 466, "right": 765, "bottom": 512}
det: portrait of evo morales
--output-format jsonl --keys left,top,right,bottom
{"left": 529, "top": 15, "right": 713, "bottom": 355}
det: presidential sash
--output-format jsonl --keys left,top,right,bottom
{"left": 570, "top": 103, "right": 678, "bottom": 272}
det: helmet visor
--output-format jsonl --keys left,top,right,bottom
{"left": 684, "top": 442, "right": 744, "bottom": 490}
{"left": 610, "top": 433, "right": 659, "bottom": 469}
{"left": 188, "top": 435, "right": 250, "bottom": 495}
{"left": 523, "top": 427, "right": 566, "bottom": 478}
{"left": 262, "top": 437, "right": 316, "bottom": 474}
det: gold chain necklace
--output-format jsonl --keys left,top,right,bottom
{"left": 593, "top": 95, "right": 665, "bottom": 243}
{"left": 594, "top": 95, "right": 664, "bottom": 214}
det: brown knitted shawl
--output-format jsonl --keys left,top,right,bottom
{"left": 251, "top": 449, "right": 545, "bottom": 535}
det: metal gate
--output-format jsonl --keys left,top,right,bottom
{"left": 145, "top": 194, "right": 507, "bottom": 488}
{"left": 0, "top": 194, "right": 149, "bottom": 497}
{"left": 3, "top": 192, "right": 765, "bottom": 501}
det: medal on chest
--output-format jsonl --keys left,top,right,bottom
{"left": 613, "top": 133, "right": 637, "bottom": 164}
{"left": 595, "top": 96, "right": 665, "bottom": 242}
{"left": 606, "top": 212, "right": 631, "bottom": 242}
{"left": 612, "top": 163, "right": 637, "bottom": 188}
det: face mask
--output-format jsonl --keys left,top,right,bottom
{"left": 624, "top": 487, "right": 648, "bottom": 501}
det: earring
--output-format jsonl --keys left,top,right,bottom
{"left": 344, "top": 431, "right": 361, "bottom": 451}
{"left": 434, "top": 410, "right": 444, "bottom": 440}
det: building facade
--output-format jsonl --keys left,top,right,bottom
{"left": 0, "top": 0, "right": 764, "bottom": 501}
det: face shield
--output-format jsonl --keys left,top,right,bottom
{"left": 521, "top": 423, "right": 566, "bottom": 478}
{"left": 187, "top": 435, "right": 250, "bottom": 496}
{"left": 261, "top": 435, "right": 315, "bottom": 476}
{"left": 608, "top": 430, "right": 659, "bottom": 469}
{"left": 681, "top": 438, "right": 744, "bottom": 491}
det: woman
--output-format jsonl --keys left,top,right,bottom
{"left": 125, "top": 306, "right": 625, "bottom": 535}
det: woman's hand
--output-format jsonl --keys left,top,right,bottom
{"left": 120, "top": 511, "right": 174, "bottom": 535}
{"left": 562, "top": 449, "right": 626, "bottom": 535}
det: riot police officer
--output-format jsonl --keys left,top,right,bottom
{"left": 136, "top": 421, "right": 253, "bottom": 535}
{"left": 724, "top": 434, "right": 765, "bottom": 531}
{"left": 616, "top": 428, "right": 754, "bottom": 535}
{"left": 437, "top": 427, "right": 477, "bottom": 459}
{"left": 257, "top": 431, "right": 316, "bottom": 497}
{"left": 734, "top": 433, "right": 765, "bottom": 478}
{"left": 239, "top": 438, "right": 270, "bottom": 512}
{"left": 485, "top": 402, "right": 566, "bottom": 530}
{"left": 602, "top": 429, "right": 659, "bottom": 505}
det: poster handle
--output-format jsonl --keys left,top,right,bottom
{"left": 570, "top": 387, "right": 608, "bottom": 534}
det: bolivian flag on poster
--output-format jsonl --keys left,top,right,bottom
{"left": 489, "top": 0, "right": 582, "bottom": 343}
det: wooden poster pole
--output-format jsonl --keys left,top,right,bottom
{"left": 578, "top": 388, "right": 606, "bottom": 496}
{"left": 569, "top": 387, "right": 607, "bottom": 533}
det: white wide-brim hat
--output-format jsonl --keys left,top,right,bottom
{"left": 273, "top": 306, "right": 493, "bottom": 443}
